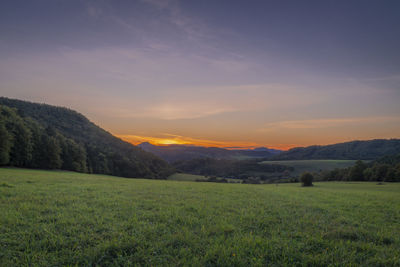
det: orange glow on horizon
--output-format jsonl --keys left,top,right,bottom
{"left": 115, "top": 134, "right": 295, "bottom": 150}
{"left": 157, "top": 139, "right": 188, "bottom": 145}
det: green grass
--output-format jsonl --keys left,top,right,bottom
{"left": 261, "top": 160, "right": 359, "bottom": 176}
{"left": 168, "top": 173, "right": 241, "bottom": 183}
{"left": 1, "top": 168, "right": 399, "bottom": 266}
{"left": 168, "top": 173, "right": 207, "bottom": 181}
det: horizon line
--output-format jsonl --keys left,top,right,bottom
{"left": 115, "top": 134, "right": 400, "bottom": 151}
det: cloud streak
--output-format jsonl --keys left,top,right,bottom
{"left": 259, "top": 116, "right": 400, "bottom": 131}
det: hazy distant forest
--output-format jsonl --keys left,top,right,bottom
{"left": 172, "top": 157, "right": 400, "bottom": 183}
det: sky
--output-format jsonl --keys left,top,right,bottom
{"left": 0, "top": 0, "right": 399, "bottom": 150}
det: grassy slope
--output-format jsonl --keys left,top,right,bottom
{"left": 1, "top": 168, "right": 399, "bottom": 266}
{"left": 261, "top": 160, "right": 359, "bottom": 176}
{"left": 168, "top": 173, "right": 240, "bottom": 183}
{"left": 168, "top": 173, "right": 207, "bottom": 181}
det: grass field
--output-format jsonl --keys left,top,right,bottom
{"left": 261, "top": 160, "right": 359, "bottom": 176}
{"left": 168, "top": 173, "right": 241, "bottom": 183}
{"left": 1, "top": 168, "right": 399, "bottom": 266}
{"left": 168, "top": 173, "right": 207, "bottom": 181}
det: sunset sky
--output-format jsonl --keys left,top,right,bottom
{"left": 1, "top": 0, "right": 399, "bottom": 150}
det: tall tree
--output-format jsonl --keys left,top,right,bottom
{"left": 9, "top": 120, "right": 32, "bottom": 167}
{"left": 348, "top": 160, "right": 367, "bottom": 181}
{"left": 60, "top": 137, "right": 87, "bottom": 172}
{"left": 0, "top": 122, "right": 12, "bottom": 165}
{"left": 42, "top": 135, "right": 62, "bottom": 169}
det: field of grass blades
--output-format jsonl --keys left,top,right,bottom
{"left": 1, "top": 168, "right": 399, "bottom": 266}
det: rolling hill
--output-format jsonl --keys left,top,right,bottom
{"left": 0, "top": 97, "right": 173, "bottom": 178}
{"left": 138, "top": 142, "right": 281, "bottom": 162}
{"left": 272, "top": 139, "right": 400, "bottom": 160}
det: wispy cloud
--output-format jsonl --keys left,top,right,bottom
{"left": 84, "top": 80, "right": 323, "bottom": 120}
{"left": 0, "top": 44, "right": 328, "bottom": 121}
{"left": 259, "top": 116, "right": 400, "bottom": 131}
{"left": 86, "top": 4, "right": 103, "bottom": 18}
{"left": 143, "top": 105, "right": 237, "bottom": 120}
{"left": 140, "top": 0, "right": 212, "bottom": 42}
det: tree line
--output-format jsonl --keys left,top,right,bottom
{"left": 317, "top": 156, "right": 400, "bottom": 182}
{"left": 173, "top": 157, "right": 293, "bottom": 179}
{"left": 0, "top": 105, "right": 87, "bottom": 171}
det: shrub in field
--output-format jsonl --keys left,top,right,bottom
{"left": 300, "top": 172, "right": 314, "bottom": 186}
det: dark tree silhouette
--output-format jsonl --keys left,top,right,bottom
{"left": 300, "top": 172, "right": 314, "bottom": 187}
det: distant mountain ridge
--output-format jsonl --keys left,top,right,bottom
{"left": 272, "top": 139, "right": 400, "bottom": 160}
{"left": 139, "top": 139, "right": 400, "bottom": 163}
{"left": 138, "top": 142, "right": 282, "bottom": 163}
{"left": 252, "top": 147, "right": 281, "bottom": 153}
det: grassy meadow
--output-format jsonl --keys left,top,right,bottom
{"left": 1, "top": 168, "right": 400, "bottom": 266}
{"left": 168, "top": 173, "right": 241, "bottom": 183}
{"left": 168, "top": 173, "right": 207, "bottom": 181}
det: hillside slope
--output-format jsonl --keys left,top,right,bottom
{"left": 272, "top": 139, "right": 400, "bottom": 160}
{"left": 0, "top": 97, "right": 172, "bottom": 178}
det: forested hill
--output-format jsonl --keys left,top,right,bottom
{"left": 272, "top": 139, "right": 400, "bottom": 160}
{"left": 138, "top": 142, "right": 280, "bottom": 163}
{"left": 0, "top": 97, "right": 173, "bottom": 178}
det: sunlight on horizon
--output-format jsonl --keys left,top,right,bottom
{"left": 116, "top": 134, "right": 297, "bottom": 150}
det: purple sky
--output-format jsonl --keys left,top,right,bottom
{"left": 1, "top": 0, "right": 399, "bottom": 149}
